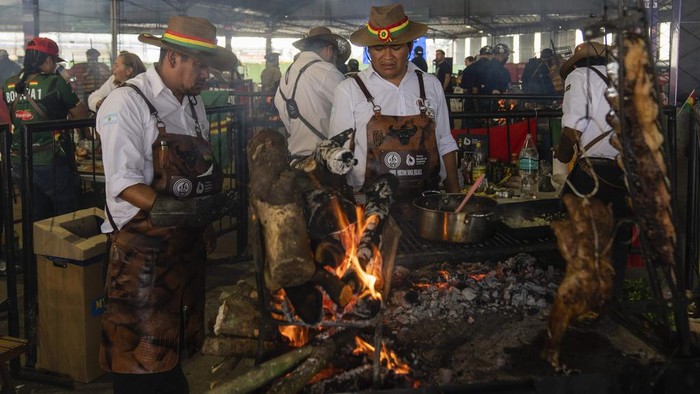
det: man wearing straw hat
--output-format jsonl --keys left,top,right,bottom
{"left": 554, "top": 41, "right": 630, "bottom": 299}
{"left": 96, "top": 15, "right": 239, "bottom": 392}
{"left": 330, "top": 3, "right": 459, "bottom": 198}
{"left": 274, "top": 26, "right": 351, "bottom": 159}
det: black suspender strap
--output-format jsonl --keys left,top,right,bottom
{"left": 415, "top": 70, "right": 427, "bottom": 101}
{"left": 586, "top": 66, "right": 610, "bottom": 86}
{"left": 123, "top": 83, "right": 167, "bottom": 136}
{"left": 278, "top": 59, "right": 326, "bottom": 140}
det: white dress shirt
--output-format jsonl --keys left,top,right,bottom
{"left": 96, "top": 66, "right": 210, "bottom": 232}
{"left": 561, "top": 65, "right": 617, "bottom": 159}
{"left": 329, "top": 62, "right": 458, "bottom": 190}
{"left": 88, "top": 75, "right": 117, "bottom": 112}
{"left": 274, "top": 51, "right": 345, "bottom": 157}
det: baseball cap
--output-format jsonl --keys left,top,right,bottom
{"left": 479, "top": 45, "right": 493, "bottom": 55}
{"left": 26, "top": 37, "right": 65, "bottom": 62}
{"left": 86, "top": 48, "right": 101, "bottom": 58}
{"left": 494, "top": 43, "right": 510, "bottom": 54}
{"left": 414, "top": 46, "right": 424, "bottom": 55}
{"left": 541, "top": 48, "right": 554, "bottom": 59}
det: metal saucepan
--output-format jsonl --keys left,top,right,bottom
{"left": 413, "top": 192, "right": 498, "bottom": 243}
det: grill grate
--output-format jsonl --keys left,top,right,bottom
{"left": 395, "top": 219, "right": 560, "bottom": 266}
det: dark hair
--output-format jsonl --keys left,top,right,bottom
{"left": 574, "top": 57, "right": 606, "bottom": 68}
{"left": 118, "top": 51, "right": 146, "bottom": 77}
{"left": 15, "top": 49, "right": 50, "bottom": 94}
{"left": 305, "top": 38, "right": 335, "bottom": 54}
{"left": 158, "top": 48, "right": 190, "bottom": 64}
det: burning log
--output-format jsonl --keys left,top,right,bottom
{"left": 284, "top": 283, "right": 324, "bottom": 325}
{"left": 292, "top": 128, "right": 357, "bottom": 195}
{"left": 309, "top": 266, "right": 353, "bottom": 308}
{"left": 266, "top": 329, "right": 357, "bottom": 394}
{"left": 314, "top": 239, "right": 345, "bottom": 268}
{"left": 305, "top": 189, "right": 357, "bottom": 240}
{"left": 543, "top": 194, "right": 615, "bottom": 369}
{"left": 202, "top": 336, "right": 276, "bottom": 358}
{"left": 247, "top": 129, "right": 315, "bottom": 290}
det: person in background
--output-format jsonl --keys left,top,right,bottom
{"left": 434, "top": 49, "right": 453, "bottom": 94}
{"left": 521, "top": 48, "right": 556, "bottom": 107}
{"left": 260, "top": 52, "right": 281, "bottom": 93}
{"left": 344, "top": 58, "right": 360, "bottom": 78}
{"left": 484, "top": 43, "right": 511, "bottom": 94}
{"left": 456, "top": 55, "right": 475, "bottom": 88}
{"left": 274, "top": 26, "right": 350, "bottom": 159}
{"left": 96, "top": 16, "right": 238, "bottom": 393}
{"left": 410, "top": 45, "right": 428, "bottom": 72}
{"left": 70, "top": 48, "right": 112, "bottom": 102}
{"left": 460, "top": 45, "right": 493, "bottom": 115}
{"left": 464, "top": 55, "right": 475, "bottom": 68}
{"left": 330, "top": 3, "right": 459, "bottom": 198}
{"left": 554, "top": 41, "right": 630, "bottom": 299}
{"left": 0, "top": 49, "right": 21, "bottom": 85}
{"left": 88, "top": 51, "right": 146, "bottom": 112}
{"left": 2, "top": 37, "right": 88, "bottom": 221}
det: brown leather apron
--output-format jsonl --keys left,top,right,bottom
{"left": 352, "top": 71, "right": 440, "bottom": 197}
{"left": 100, "top": 86, "right": 223, "bottom": 374}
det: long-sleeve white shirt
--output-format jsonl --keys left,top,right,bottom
{"left": 274, "top": 51, "right": 345, "bottom": 157}
{"left": 96, "top": 66, "right": 210, "bottom": 232}
{"left": 329, "top": 62, "right": 458, "bottom": 190}
{"left": 561, "top": 65, "right": 617, "bottom": 159}
{"left": 88, "top": 75, "right": 117, "bottom": 112}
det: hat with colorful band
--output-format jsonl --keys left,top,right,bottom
{"left": 138, "top": 15, "right": 237, "bottom": 71}
{"left": 350, "top": 4, "right": 428, "bottom": 47}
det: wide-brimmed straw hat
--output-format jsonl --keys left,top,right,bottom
{"left": 293, "top": 27, "right": 351, "bottom": 65}
{"left": 138, "top": 15, "right": 237, "bottom": 71}
{"left": 560, "top": 41, "right": 609, "bottom": 79}
{"left": 350, "top": 4, "right": 428, "bottom": 47}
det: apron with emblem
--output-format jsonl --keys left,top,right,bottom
{"left": 100, "top": 85, "right": 223, "bottom": 374}
{"left": 352, "top": 71, "right": 441, "bottom": 197}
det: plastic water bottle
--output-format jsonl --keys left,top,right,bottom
{"left": 471, "top": 141, "right": 488, "bottom": 193}
{"left": 519, "top": 134, "right": 539, "bottom": 199}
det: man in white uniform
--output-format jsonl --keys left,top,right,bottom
{"left": 274, "top": 26, "right": 350, "bottom": 159}
{"left": 329, "top": 3, "right": 459, "bottom": 196}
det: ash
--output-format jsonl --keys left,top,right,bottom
{"left": 386, "top": 253, "right": 559, "bottom": 327}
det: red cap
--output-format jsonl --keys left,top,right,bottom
{"left": 26, "top": 37, "right": 65, "bottom": 62}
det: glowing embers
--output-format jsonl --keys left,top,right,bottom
{"left": 353, "top": 336, "right": 411, "bottom": 376}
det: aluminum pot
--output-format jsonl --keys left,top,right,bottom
{"left": 413, "top": 193, "right": 498, "bottom": 243}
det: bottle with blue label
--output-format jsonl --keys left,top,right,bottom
{"left": 519, "top": 134, "right": 539, "bottom": 199}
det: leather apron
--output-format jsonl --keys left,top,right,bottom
{"left": 353, "top": 71, "right": 440, "bottom": 197}
{"left": 100, "top": 86, "right": 223, "bottom": 374}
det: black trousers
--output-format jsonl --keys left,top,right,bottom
{"left": 112, "top": 363, "right": 189, "bottom": 394}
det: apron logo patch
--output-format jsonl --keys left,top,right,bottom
{"left": 387, "top": 124, "right": 417, "bottom": 145}
{"left": 406, "top": 153, "right": 416, "bottom": 166}
{"left": 383, "top": 151, "right": 401, "bottom": 169}
{"left": 196, "top": 181, "right": 205, "bottom": 194}
{"left": 172, "top": 178, "right": 193, "bottom": 198}
{"left": 372, "top": 130, "right": 384, "bottom": 147}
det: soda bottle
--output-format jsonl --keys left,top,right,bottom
{"left": 471, "top": 141, "right": 488, "bottom": 193}
{"left": 519, "top": 134, "right": 539, "bottom": 199}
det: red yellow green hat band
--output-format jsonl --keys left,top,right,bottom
{"left": 367, "top": 16, "right": 409, "bottom": 43}
{"left": 162, "top": 29, "right": 217, "bottom": 52}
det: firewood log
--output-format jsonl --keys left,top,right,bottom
{"left": 309, "top": 266, "right": 353, "bottom": 308}
{"left": 207, "top": 345, "right": 314, "bottom": 394}
{"left": 213, "top": 293, "right": 260, "bottom": 338}
{"left": 284, "top": 283, "right": 324, "bottom": 325}
{"left": 304, "top": 189, "right": 357, "bottom": 240}
{"left": 313, "top": 239, "right": 346, "bottom": 268}
{"left": 247, "top": 129, "right": 315, "bottom": 290}
{"left": 265, "top": 328, "right": 357, "bottom": 394}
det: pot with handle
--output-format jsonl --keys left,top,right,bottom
{"left": 413, "top": 192, "right": 498, "bottom": 243}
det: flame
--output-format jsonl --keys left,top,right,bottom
{"left": 278, "top": 325, "right": 309, "bottom": 347}
{"left": 353, "top": 337, "right": 411, "bottom": 375}
{"left": 330, "top": 199, "right": 383, "bottom": 301}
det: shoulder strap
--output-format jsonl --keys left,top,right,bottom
{"left": 415, "top": 70, "right": 427, "bottom": 100}
{"left": 582, "top": 130, "right": 613, "bottom": 153}
{"left": 278, "top": 59, "right": 326, "bottom": 141}
{"left": 10, "top": 74, "right": 49, "bottom": 121}
{"left": 352, "top": 74, "right": 373, "bottom": 102}
{"left": 586, "top": 66, "right": 610, "bottom": 86}
{"left": 123, "top": 83, "right": 167, "bottom": 136}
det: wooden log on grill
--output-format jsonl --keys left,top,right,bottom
{"left": 305, "top": 189, "right": 357, "bottom": 240}
{"left": 202, "top": 336, "right": 276, "bottom": 358}
{"left": 313, "top": 239, "right": 345, "bottom": 268}
{"left": 266, "top": 329, "right": 358, "bottom": 394}
{"left": 248, "top": 129, "right": 315, "bottom": 290}
{"left": 292, "top": 128, "right": 357, "bottom": 196}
